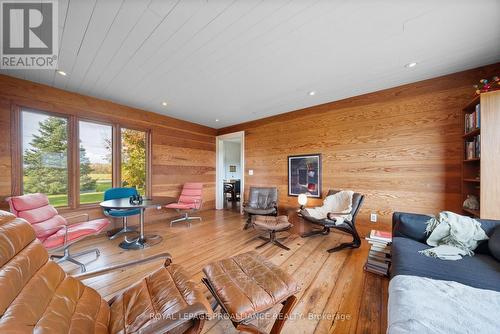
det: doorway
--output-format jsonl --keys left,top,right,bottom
{"left": 216, "top": 131, "right": 244, "bottom": 213}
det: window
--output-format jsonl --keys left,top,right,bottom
{"left": 79, "top": 121, "right": 112, "bottom": 204}
{"left": 121, "top": 128, "right": 147, "bottom": 195}
{"left": 15, "top": 107, "right": 150, "bottom": 209}
{"left": 21, "top": 110, "right": 69, "bottom": 207}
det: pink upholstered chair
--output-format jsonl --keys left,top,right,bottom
{"left": 165, "top": 183, "right": 203, "bottom": 227}
{"left": 7, "top": 193, "right": 110, "bottom": 272}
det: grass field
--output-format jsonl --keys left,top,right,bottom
{"left": 48, "top": 176, "right": 112, "bottom": 207}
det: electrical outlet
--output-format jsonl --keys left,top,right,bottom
{"left": 248, "top": 169, "right": 254, "bottom": 176}
{"left": 370, "top": 213, "right": 377, "bottom": 223}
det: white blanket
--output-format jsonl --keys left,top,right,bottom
{"left": 305, "top": 190, "right": 353, "bottom": 225}
{"left": 419, "top": 211, "right": 488, "bottom": 260}
{"left": 388, "top": 275, "right": 500, "bottom": 334}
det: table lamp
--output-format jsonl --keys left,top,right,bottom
{"left": 298, "top": 193, "right": 308, "bottom": 210}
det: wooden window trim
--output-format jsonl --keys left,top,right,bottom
{"left": 11, "top": 104, "right": 152, "bottom": 209}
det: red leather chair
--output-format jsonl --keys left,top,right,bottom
{"left": 7, "top": 193, "right": 110, "bottom": 272}
{"left": 165, "top": 183, "right": 203, "bottom": 227}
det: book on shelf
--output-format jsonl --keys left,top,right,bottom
{"left": 364, "top": 230, "right": 392, "bottom": 277}
{"left": 465, "top": 134, "right": 481, "bottom": 160}
{"left": 465, "top": 104, "right": 481, "bottom": 133}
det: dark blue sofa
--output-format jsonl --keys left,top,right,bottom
{"left": 391, "top": 212, "right": 500, "bottom": 292}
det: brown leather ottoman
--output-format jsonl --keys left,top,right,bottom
{"left": 202, "top": 251, "right": 300, "bottom": 334}
{"left": 253, "top": 215, "right": 292, "bottom": 250}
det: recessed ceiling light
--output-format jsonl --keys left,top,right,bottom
{"left": 405, "top": 62, "right": 417, "bottom": 68}
{"left": 161, "top": 101, "right": 167, "bottom": 106}
{"left": 308, "top": 91, "right": 316, "bottom": 96}
{"left": 215, "top": 119, "right": 219, "bottom": 122}
{"left": 56, "top": 70, "right": 67, "bottom": 76}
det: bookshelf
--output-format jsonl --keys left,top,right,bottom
{"left": 461, "top": 90, "right": 500, "bottom": 219}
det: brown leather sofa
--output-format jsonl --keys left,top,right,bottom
{"left": 0, "top": 210, "right": 211, "bottom": 333}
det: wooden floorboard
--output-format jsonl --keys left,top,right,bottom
{"left": 61, "top": 209, "right": 389, "bottom": 334}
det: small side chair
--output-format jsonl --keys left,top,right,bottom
{"left": 165, "top": 182, "right": 203, "bottom": 227}
{"left": 243, "top": 186, "right": 278, "bottom": 230}
{"left": 103, "top": 187, "right": 140, "bottom": 240}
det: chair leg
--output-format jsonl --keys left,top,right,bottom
{"left": 170, "top": 212, "right": 202, "bottom": 227}
{"left": 256, "top": 231, "right": 290, "bottom": 251}
{"left": 270, "top": 295, "right": 297, "bottom": 334}
{"left": 301, "top": 226, "right": 330, "bottom": 238}
{"left": 327, "top": 226, "right": 361, "bottom": 253}
{"left": 243, "top": 214, "right": 253, "bottom": 230}
{"left": 256, "top": 237, "right": 271, "bottom": 248}
{"left": 50, "top": 246, "right": 100, "bottom": 273}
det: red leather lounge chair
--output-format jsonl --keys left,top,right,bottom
{"left": 7, "top": 193, "right": 110, "bottom": 272}
{"left": 165, "top": 183, "right": 203, "bottom": 227}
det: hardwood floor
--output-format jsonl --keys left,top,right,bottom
{"left": 62, "top": 209, "right": 388, "bottom": 334}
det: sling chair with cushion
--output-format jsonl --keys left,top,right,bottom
{"left": 165, "top": 183, "right": 203, "bottom": 227}
{"left": 7, "top": 193, "right": 110, "bottom": 272}
{"left": 299, "top": 190, "right": 365, "bottom": 253}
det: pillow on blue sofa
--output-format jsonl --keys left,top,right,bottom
{"left": 476, "top": 219, "right": 500, "bottom": 254}
{"left": 489, "top": 226, "right": 500, "bottom": 261}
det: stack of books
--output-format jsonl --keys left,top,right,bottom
{"left": 364, "top": 230, "right": 392, "bottom": 276}
{"left": 465, "top": 104, "right": 481, "bottom": 133}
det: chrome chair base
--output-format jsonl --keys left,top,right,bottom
{"left": 50, "top": 247, "right": 100, "bottom": 273}
{"left": 170, "top": 213, "right": 202, "bottom": 227}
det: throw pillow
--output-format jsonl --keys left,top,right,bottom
{"left": 489, "top": 226, "right": 500, "bottom": 262}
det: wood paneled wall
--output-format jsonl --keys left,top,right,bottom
{"left": 0, "top": 74, "right": 216, "bottom": 225}
{"left": 219, "top": 63, "right": 500, "bottom": 226}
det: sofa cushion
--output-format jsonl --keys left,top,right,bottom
{"left": 475, "top": 219, "right": 500, "bottom": 255}
{"left": 391, "top": 236, "right": 500, "bottom": 292}
{"left": 392, "top": 212, "right": 431, "bottom": 243}
{"left": 488, "top": 226, "right": 500, "bottom": 262}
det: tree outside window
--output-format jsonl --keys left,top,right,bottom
{"left": 121, "top": 128, "right": 147, "bottom": 195}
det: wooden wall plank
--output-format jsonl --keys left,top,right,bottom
{"left": 0, "top": 75, "right": 216, "bottom": 224}
{"left": 219, "top": 63, "right": 500, "bottom": 226}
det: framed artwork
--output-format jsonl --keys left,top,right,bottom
{"left": 288, "top": 154, "right": 321, "bottom": 198}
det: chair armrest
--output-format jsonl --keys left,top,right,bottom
{"left": 140, "top": 302, "right": 209, "bottom": 334}
{"left": 299, "top": 208, "right": 325, "bottom": 225}
{"left": 326, "top": 212, "right": 351, "bottom": 222}
{"left": 64, "top": 213, "right": 90, "bottom": 223}
{"left": 73, "top": 252, "right": 172, "bottom": 280}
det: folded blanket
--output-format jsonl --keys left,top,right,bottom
{"left": 419, "top": 211, "right": 488, "bottom": 260}
{"left": 305, "top": 190, "right": 353, "bottom": 225}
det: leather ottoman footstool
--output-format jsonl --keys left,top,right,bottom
{"left": 253, "top": 215, "right": 292, "bottom": 250}
{"left": 202, "top": 251, "right": 300, "bottom": 334}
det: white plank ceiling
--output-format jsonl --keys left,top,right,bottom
{"left": 2, "top": 0, "right": 500, "bottom": 128}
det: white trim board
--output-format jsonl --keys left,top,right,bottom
{"left": 215, "top": 131, "right": 245, "bottom": 213}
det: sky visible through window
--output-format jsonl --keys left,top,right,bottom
{"left": 79, "top": 121, "right": 111, "bottom": 164}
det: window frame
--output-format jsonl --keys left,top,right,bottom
{"left": 77, "top": 118, "right": 114, "bottom": 207}
{"left": 11, "top": 104, "right": 152, "bottom": 211}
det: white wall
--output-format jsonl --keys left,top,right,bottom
{"left": 223, "top": 141, "right": 241, "bottom": 180}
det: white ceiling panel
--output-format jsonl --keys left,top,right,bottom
{"left": 2, "top": 0, "right": 499, "bottom": 128}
